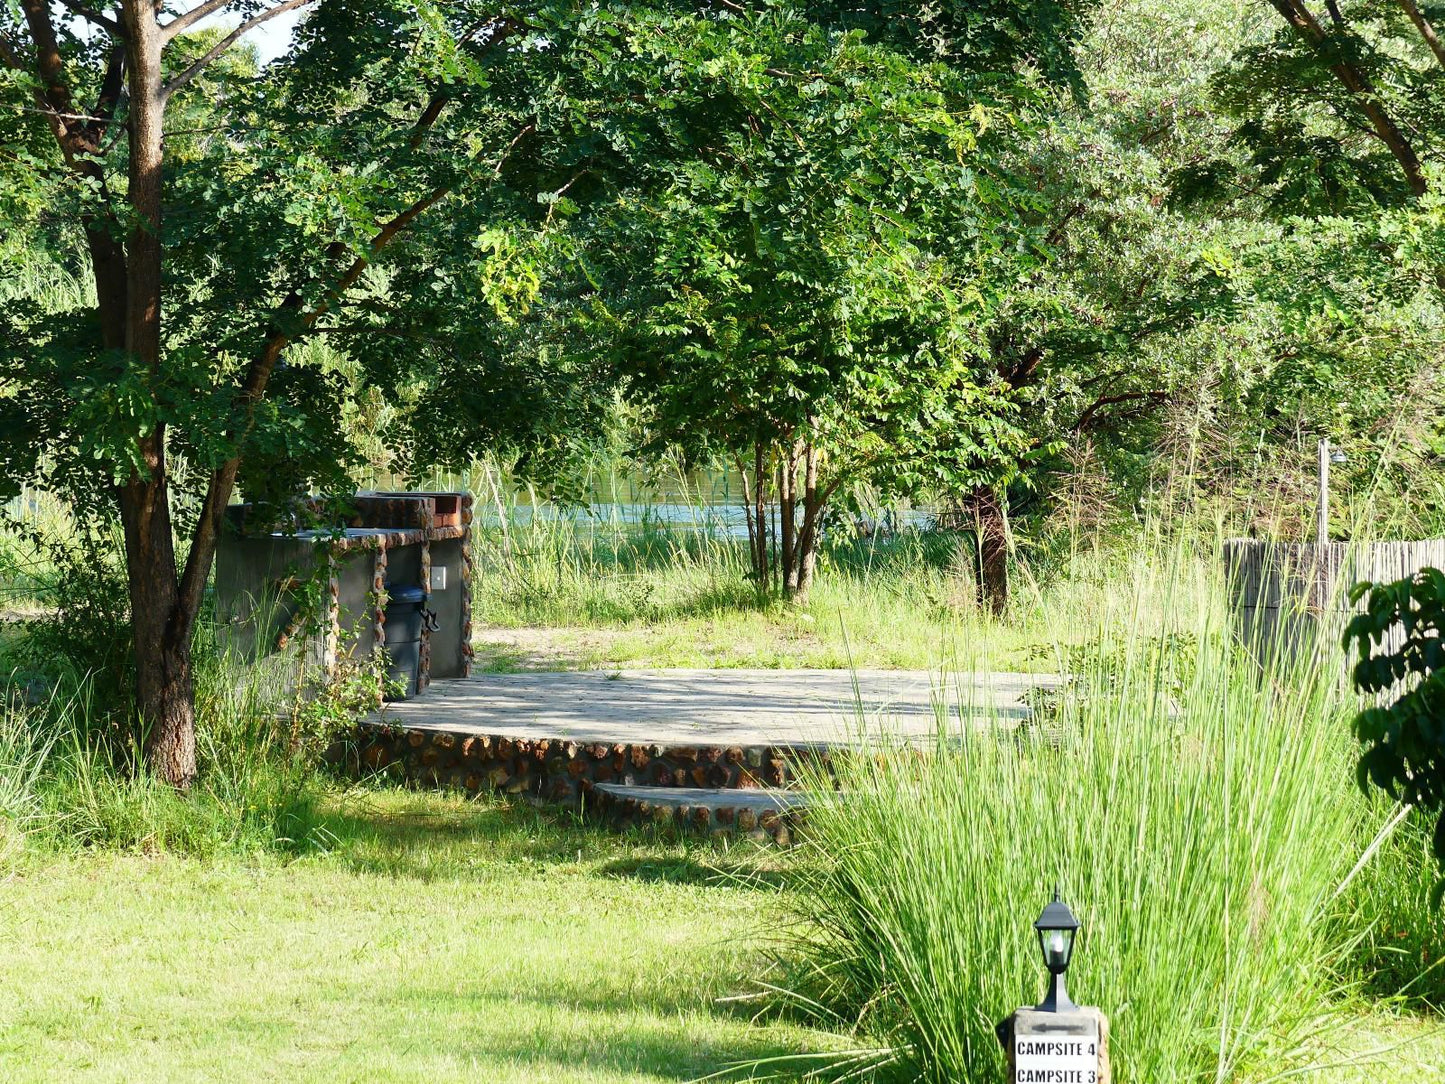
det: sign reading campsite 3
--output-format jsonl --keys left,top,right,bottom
{"left": 1013, "top": 1035, "right": 1100, "bottom": 1084}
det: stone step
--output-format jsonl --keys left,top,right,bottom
{"left": 583, "top": 782, "right": 814, "bottom": 845}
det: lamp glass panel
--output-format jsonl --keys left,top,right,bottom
{"left": 1041, "top": 927, "right": 1074, "bottom": 969}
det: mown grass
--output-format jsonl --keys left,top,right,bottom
{"left": 0, "top": 789, "right": 838, "bottom": 1083}
{"left": 469, "top": 508, "right": 1136, "bottom": 673}
{"left": 0, "top": 788, "right": 1438, "bottom": 1083}
{"left": 0, "top": 471, "right": 1441, "bottom": 1081}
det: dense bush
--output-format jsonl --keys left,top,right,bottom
{"left": 1344, "top": 568, "right": 1445, "bottom": 886}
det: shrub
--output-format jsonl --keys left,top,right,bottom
{"left": 0, "top": 690, "right": 57, "bottom": 867}
{"left": 1343, "top": 568, "right": 1445, "bottom": 893}
{"left": 0, "top": 511, "right": 371, "bottom": 858}
{"left": 4, "top": 518, "right": 137, "bottom": 744}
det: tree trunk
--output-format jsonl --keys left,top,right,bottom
{"left": 116, "top": 2, "right": 196, "bottom": 787}
{"left": 789, "top": 445, "right": 824, "bottom": 605}
{"left": 971, "top": 487, "right": 1009, "bottom": 617}
{"left": 779, "top": 440, "right": 798, "bottom": 594}
{"left": 746, "top": 443, "right": 769, "bottom": 584}
{"left": 123, "top": 503, "right": 197, "bottom": 786}
{"left": 736, "top": 454, "right": 760, "bottom": 585}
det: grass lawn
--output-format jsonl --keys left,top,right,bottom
{"left": 1309, "top": 1014, "right": 1445, "bottom": 1082}
{"left": 0, "top": 790, "right": 829, "bottom": 1083}
{"left": 467, "top": 526, "right": 1188, "bottom": 675}
{"left": 0, "top": 788, "right": 1438, "bottom": 1082}
{"left": 471, "top": 579, "right": 1007, "bottom": 674}
{"left": 468, "top": 523, "right": 1059, "bottom": 674}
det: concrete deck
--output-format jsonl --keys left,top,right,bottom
{"left": 375, "top": 668, "right": 1055, "bottom": 747}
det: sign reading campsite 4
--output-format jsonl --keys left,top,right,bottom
{"left": 1013, "top": 1035, "right": 1100, "bottom": 1083}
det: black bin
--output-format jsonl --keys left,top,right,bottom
{"left": 383, "top": 584, "right": 427, "bottom": 700}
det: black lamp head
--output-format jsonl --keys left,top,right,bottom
{"left": 1033, "top": 887, "right": 1081, "bottom": 976}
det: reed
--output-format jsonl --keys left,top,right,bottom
{"left": 778, "top": 540, "right": 1394, "bottom": 1082}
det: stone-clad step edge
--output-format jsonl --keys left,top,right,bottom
{"left": 583, "top": 783, "right": 813, "bottom": 845}
{"left": 336, "top": 722, "right": 837, "bottom": 804}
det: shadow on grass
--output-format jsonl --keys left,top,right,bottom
{"left": 310, "top": 793, "right": 592, "bottom": 877}
{"left": 369, "top": 988, "right": 824, "bottom": 1081}
{"left": 598, "top": 854, "right": 795, "bottom": 891}
{"left": 309, "top": 787, "right": 797, "bottom": 890}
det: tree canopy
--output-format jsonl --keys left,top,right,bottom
{"left": 1, "top": 0, "right": 1443, "bottom": 782}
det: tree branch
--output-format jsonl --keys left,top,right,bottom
{"left": 174, "top": 183, "right": 453, "bottom": 630}
{"left": 174, "top": 109, "right": 527, "bottom": 633}
{"left": 1004, "top": 346, "right": 1045, "bottom": 387}
{"left": 161, "top": 0, "right": 238, "bottom": 41}
{"left": 1398, "top": 0, "right": 1445, "bottom": 70}
{"left": 0, "top": 32, "right": 23, "bottom": 71}
{"left": 161, "top": 0, "right": 316, "bottom": 100}
{"left": 80, "top": 44, "right": 127, "bottom": 151}
{"left": 397, "top": 17, "right": 528, "bottom": 152}
{"left": 55, "top": 0, "right": 123, "bottom": 35}
{"left": 409, "top": 92, "right": 449, "bottom": 150}
{"left": 1043, "top": 201, "right": 1087, "bottom": 248}
{"left": 1073, "top": 391, "right": 1169, "bottom": 432}
{"left": 1266, "top": 0, "right": 1428, "bottom": 196}
{"left": 18, "top": 0, "right": 86, "bottom": 153}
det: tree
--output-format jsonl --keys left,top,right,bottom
{"left": 567, "top": 4, "right": 1092, "bottom": 604}
{"left": 0, "top": 1, "right": 638, "bottom": 785}
{"left": 1166, "top": 1, "right": 1445, "bottom": 535}
{"left": 957, "top": 0, "right": 1445, "bottom": 589}
{"left": 1181, "top": 0, "right": 1444, "bottom": 210}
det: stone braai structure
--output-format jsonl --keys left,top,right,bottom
{"left": 216, "top": 491, "right": 474, "bottom": 697}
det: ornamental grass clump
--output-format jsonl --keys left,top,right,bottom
{"left": 786, "top": 560, "right": 1367, "bottom": 1083}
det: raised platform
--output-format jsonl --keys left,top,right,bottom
{"left": 346, "top": 668, "right": 1055, "bottom": 834}
{"left": 374, "top": 668, "right": 1045, "bottom": 744}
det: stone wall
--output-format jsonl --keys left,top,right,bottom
{"left": 581, "top": 785, "right": 805, "bottom": 845}
{"left": 341, "top": 723, "right": 832, "bottom": 805}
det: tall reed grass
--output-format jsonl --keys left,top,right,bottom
{"left": 780, "top": 542, "right": 1402, "bottom": 1083}
{"left": 0, "top": 689, "right": 58, "bottom": 867}
{"left": 0, "top": 641, "right": 334, "bottom": 860}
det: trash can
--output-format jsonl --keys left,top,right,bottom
{"left": 383, "top": 584, "right": 428, "bottom": 700}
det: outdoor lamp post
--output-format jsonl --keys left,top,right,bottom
{"left": 1034, "top": 887, "right": 1080, "bottom": 1013}
{"left": 999, "top": 887, "right": 1109, "bottom": 1083}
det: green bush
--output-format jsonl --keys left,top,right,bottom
{"left": 0, "top": 656, "right": 332, "bottom": 860}
{"left": 0, "top": 509, "right": 366, "bottom": 858}
{"left": 4, "top": 518, "right": 137, "bottom": 742}
{"left": 1343, "top": 568, "right": 1445, "bottom": 888}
